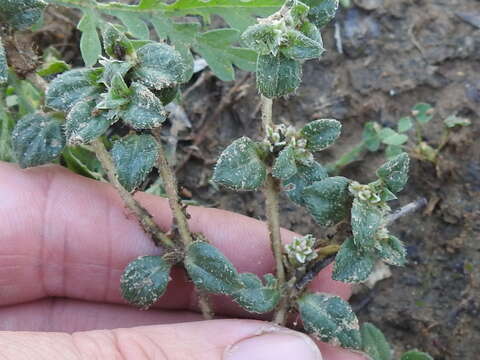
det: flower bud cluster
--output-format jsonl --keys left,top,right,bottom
{"left": 285, "top": 234, "right": 318, "bottom": 266}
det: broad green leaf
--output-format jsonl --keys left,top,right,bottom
{"left": 213, "top": 137, "right": 267, "bottom": 191}
{"left": 78, "top": 10, "right": 102, "bottom": 67}
{"left": 272, "top": 145, "right": 297, "bottom": 180}
{"left": 65, "top": 98, "right": 115, "bottom": 145}
{"left": 232, "top": 273, "right": 280, "bottom": 313}
{"left": 120, "top": 82, "right": 167, "bottom": 129}
{"left": 412, "top": 103, "right": 434, "bottom": 124}
{"left": 62, "top": 145, "right": 103, "bottom": 180}
{"left": 101, "top": 23, "right": 135, "bottom": 58}
{"left": 111, "top": 134, "right": 159, "bottom": 192}
{"left": 120, "top": 255, "right": 172, "bottom": 309}
{"left": 241, "top": 23, "right": 283, "bottom": 56}
{"left": 360, "top": 323, "right": 393, "bottom": 360}
{"left": 375, "top": 235, "right": 406, "bottom": 266}
{"left": 385, "top": 145, "right": 404, "bottom": 159}
{"left": 351, "top": 199, "right": 383, "bottom": 250}
{"left": 133, "top": 43, "right": 188, "bottom": 90}
{"left": 297, "top": 292, "right": 361, "bottom": 349}
{"left": 363, "top": 122, "right": 381, "bottom": 152}
{"left": 280, "top": 29, "right": 325, "bottom": 60}
{"left": 100, "top": 59, "right": 133, "bottom": 86}
{"left": 46, "top": 68, "right": 103, "bottom": 112}
{"left": 114, "top": 13, "right": 150, "bottom": 40}
{"left": 333, "top": 237, "right": 375, "bottom": 283}
{"left": 376, "top": 152, "right": 409, "bottom": 193}
{"left": 400, "top": 350, "right": 434, "bottom": 360}
{"left": 283, "top": 161, "right": 328, "bottom": 204}
{"left": 0, "top": 37, "right": 8, "bottom": 85}
{"left": 299, "top": 21, "right": 323, "bottom": 44}
{"left": 304, "top": 0, "right": 339, "bottom": 28}
{"left": 12, "top": 113, "right": 65, "bottom": 168}
{"left": 381, "top": 132, "right": 408, "bottom": 146}
{"left": 300, "top": 119, "right": 342, "bottom": 151}
{"left": 37, "top": 59, "right": 70, "bottom": 77}
{"left": 444, "top": 115, "right": 471, "bottom": 128}
{"left": 185, "top": 241, "right": 242, "bottom": 294}
{"left": 257, "top": 54, "right": 302, "bottom": 98}
{"left": 0, "top": 0, "right": 46, "bottom": 30}
{"left": 303, "top": 176, "right": 351, "bottom": 226}
{"left": 397, "top": 117, "right": 413, "bottom": 133}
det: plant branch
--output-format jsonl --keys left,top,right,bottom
{"left": 153, "top": 130, "right": 214, "bottom": 320}
{"left": 386, "top": 197, "right": 427, "bottom": 225}
{"left": 91, "top": 139, "right": 175, "bottom": 249}
{"left": 260, "top": 96, "right": 287, "bottom": 325}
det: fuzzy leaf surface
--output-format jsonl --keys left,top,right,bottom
{"left": 65, "top": 98, "right": 115, "bottom": 145}
{"left": 283, "top": 161, "right": 328, "bottom": 205}
{"left": 300, "top": 119, "right": 342, "bottom": 151}
{"left": 185, "top": 241, "right": 242, "bottom": 294}
{"left": 400, "top": 351, "right": 434, "bottom": 360}
{"left": 231, "top": 273, "right": 280, "bottom": 313}
{"left": 303, "top": 176, "right": 351, "bottom": 226}
{"left": 0, "top": 0, "right": 46, "bottom": 30}
{"left": 257, "top": 54, "right": 302, "bottom": 98}
{"left": 121, "top": 82, "right": 167, "bottom": 129}
{"left": 375, "top": 235, "right": 406, "bottom": 266}
{"left": 120, "top": 255, "right": 172, "bottom": 309}
{"left": 46, "top": 68, "right": 103, "bottom": 112}
{"left": 241, "top": 23, "right": 282, "bottom": 56}
{"left": 0, "top": 37, "right": 7, "bottom": 85}
{"left": 360, "top": 323, "right": 393, "bottom": 360}
{"left": 111, "top": 134, "right": 159, "bottom": 192}
{"left": 280, "top": 29, "right": 325, "bottom": 60}
{"left": 351, "top": 199, "right": 383, "bottom": 250}
{"left": 12, "top": 113, "right": 65, "bottom": 168}
{"left": 272, "top": 145, "right": 297, "bottom": 180}
{"left": 333, "top": 237, "right": 375, "bottom": 283}
{"left": 376, "top": 153, "right": 409, "bottom": 193}
{"left": 133, "top": 43, "right": 188, "bottom": 90}
{"left": 213, "top": 137, "right": 267, "bottom": 191}
{"left": 297, "top": 292, "right": 361, "bottom": 349}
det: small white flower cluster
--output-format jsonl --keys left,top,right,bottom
{"left": 285, "top": 234, "right": 318, "bottom": 265}
{"left": 349, "top": 181, "right": 381, "bottom": 204}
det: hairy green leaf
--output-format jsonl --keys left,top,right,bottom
{"left": 375, "top": 235, "right": 406, "bottom": 266}
{"left": 12, "top": 112, "right": 65, "bottom": 168}
{"left": 283, "top": 160, "right": 328, "bottom": 204}
{"left": 232, "top": 273, "right": 280, "bottom": 313}
{"left": 376, "top": 153, "right": 410, "bottom": 193}
{"left": 280, "top": 29, "right": 325, "bottom": 60}
{"left": 304, "top": 0, "right": 339, "bottom": 28}
{"left": 213, "top": 137, "right": 267, "bottom": 191}
{"left": 400, "top": 350, "right": 434, "bottom": 360}
{"left": 120, "top": 82, "right": 167, "bottom": 129}
{"left": 0, "top": 37, "right": 7, "bottom": 85}
{"left": 297, "top": 292, "right": 361, "bottom": 349}
{"left": 241, "top": 23, "right": 283, "bottom": 56}
{"left": 65, "top": 98, "right": 115, "bottom": 145}
{"left": 62, "top": 145, "right": 103, "bottom": 180}
{"left": 257, "top": 53, "right": 302, "bottom": 98}
{"left": 351, "top": 199, "right": 383, "bottom": 250}
{"left": 303, "top": 176, "right": 351, "bottom": 226}
{"left": 300, "top": 119, "right": 342, "bottom": 151}
{"left": 111, "top": 134, "right": 159, "bottom": 192}
{"left": 46, "top": 68, "right": 103, "bottom": 112}
{"left": 360, "top": 323, "right": 393, "bottom": 360}
{"left": 133, "top": 43, "right": 188, "bottom": 90}
{"left": 185, "top": 241, "right": 242, "bottom": 294}
{"left": 120, "top": 255, "right": 172, "bottom": 309}
{"left": 272, "top": 145, "right": 298, "bottom": 180}
{"left": 101, "top": 23, "right": 135, "bottom": 58}
{"left": 333, "top": 237, "right": 375, "bottom": 283}
{"left": 78, "top": 10, "right": 102, "bottom": 67}
{"left": 0, "top": 0, "right": 46, "bottom": 30}
{"left": 100, "top": 59, "right": 133, "bottom": 86}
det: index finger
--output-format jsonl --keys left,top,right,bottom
{"left": 0, "top": 162, "right": 350, "bottom": 315}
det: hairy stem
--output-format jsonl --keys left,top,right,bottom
{"left": 260, "top": 96, "right": 287, "bottom": 325}
{"left": 91, "top": 139, "right": 175, "bottom": 249}
{"left": 153, "top": 131, "right": 214, "bottom": 320}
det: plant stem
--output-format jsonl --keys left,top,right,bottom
{"left": 260, "top": 96, "right": 287, "bottom": 325}
{"left": 91, "top": 139, "right": 175, "bottom": 249}
{"left": 153, "top": 131, "right": 214, "bottom": 320}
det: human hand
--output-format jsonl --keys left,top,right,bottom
{"left": 0, "top": 162, "right": 366, "bottom": 360}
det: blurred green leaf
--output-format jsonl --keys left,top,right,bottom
{"left": 78, "top": 10, "right": 102, "bottom": 67}
{"left": 412, "top": 103, "right": 434, "bottom": 124}
{"left": 375, "top": 235, "right": 406, "bottom": 266}
{"left": 0, "top": 0, "right": 46, "bottom": 30}
{"left": 360, "top": 323, "right": 393, "bottom": 360}
{"left": 397, "top": 117, "right": 413, "bottom": 133}
{"left": 400, "top": 350, "right": 434, "bottom": 360}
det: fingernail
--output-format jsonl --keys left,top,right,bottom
{"left": 225, "top": 331, "right": 322, "bottom": 360}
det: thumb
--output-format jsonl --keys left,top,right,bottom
{"left": 0, "top": 319, "right": 364, "bottom": 360}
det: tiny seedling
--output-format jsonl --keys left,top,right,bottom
{"left": 1, "top": 0, "right": 428, "bottom": 355}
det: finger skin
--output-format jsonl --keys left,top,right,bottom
{"left": 0, "top": 320, "right": 367, "bottom": 360}
{"left": 0, "top": 162, "right": 350, "bottom": 315}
